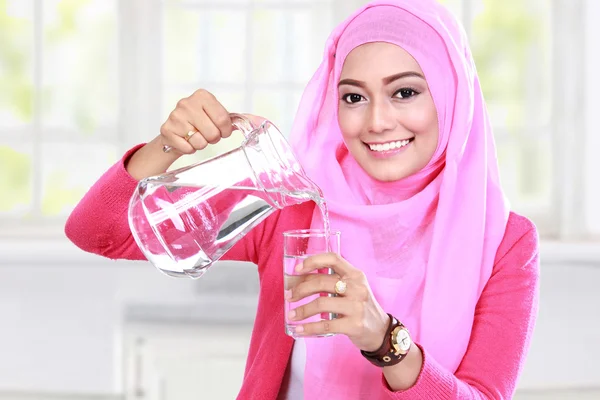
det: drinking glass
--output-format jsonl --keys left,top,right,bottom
{"left": 283, "top": 229, "right": 341, "bottom": 338}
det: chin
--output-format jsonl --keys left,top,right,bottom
{"left": 364, "top": 164, "right": 413, "bottom": 182}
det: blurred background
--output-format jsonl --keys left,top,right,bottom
{"left": 0, "top": 0, "right": 599, "bottom": 399}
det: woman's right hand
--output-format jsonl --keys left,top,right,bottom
{"left": 160, "top": 89, "right": 233, "bottom": 155}
{"left": 125, "top": 89, "right": 233, "bottom": 180}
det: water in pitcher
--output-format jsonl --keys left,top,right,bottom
{"left": 127, "top": 113, "right": 337, "bottom": 280}
{"left": 130, "top": 176, "right": 331, "bottom": 279}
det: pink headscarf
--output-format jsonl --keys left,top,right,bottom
{"left": 288, "top": 0, "right": 509, "bottom": 398}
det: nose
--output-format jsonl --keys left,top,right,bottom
{"left": 367, "top": 99, "right": 396, "bottom": 134}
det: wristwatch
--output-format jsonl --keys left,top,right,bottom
{"left": 360, "top": 314, "right": 412, "bottom": 367}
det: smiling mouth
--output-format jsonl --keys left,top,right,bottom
{"left": 365, "top": 138, "right": 414, "bottom": 152}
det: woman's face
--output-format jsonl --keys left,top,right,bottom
{"left": 337, "top": 42, "right": 439, "bottom": 182}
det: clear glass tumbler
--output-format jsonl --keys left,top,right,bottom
{"left": 283, "top": 229, "right": 341, "bottom": 338}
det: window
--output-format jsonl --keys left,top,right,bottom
{"left": 0, "top": 0, "right": 336, "bottom": 237}
{"left": 440, "top": 0, "right": 600, "bottom": 241}
{"left": 1, "top": 0, "right": 596, "bottom": 241}
{"left": 161, "top": 0, "right": 335, "bottom": 165}
{"left": 438, "top": 0, "right": 558, "bottom": 234}
{"left": 0, "top": 0, "right": 120, "bottom": 235}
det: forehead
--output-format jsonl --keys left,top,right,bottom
{"left": 340, "top": 42, "right": 424, "bottom": 77}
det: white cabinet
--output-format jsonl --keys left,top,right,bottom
{"left": 123, "top": 323, "right": 253, "bottom": 400}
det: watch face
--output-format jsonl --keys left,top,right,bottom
{"left": 392, "top": 327, "right": 411, "bottom": 355}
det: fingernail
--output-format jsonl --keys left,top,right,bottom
{"left": 295, "top": 262, "right": 304, "bottom": 273}
{"left": 289, "top": 310, "right": 296, "bottom": 319}
{"left": 284, "top": 290, "right": 292, "bottom": 300}
{"left": 295, "top": 325, "right": 304, "bottom": 333}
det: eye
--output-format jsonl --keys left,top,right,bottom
{"left": 393, "top": 88, "right": 420, "bottom": 99}
{"left": 341, "top": 93, "right": 365, "bottom": 104}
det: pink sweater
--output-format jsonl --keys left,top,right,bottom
{"left": 65, "top": 146, "right": 540, "bottom": 399}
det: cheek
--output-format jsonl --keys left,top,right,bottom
{"left": 338, "top": 107, "right": 364, "bottom": 142}
{"left": 403, "top": 102, "right": 438, "bottom": 136}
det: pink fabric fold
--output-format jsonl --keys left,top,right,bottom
{"left": 287, "top": 1, "right": 509, "bottom": 398}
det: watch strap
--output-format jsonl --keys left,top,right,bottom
{"left": 360, "top": 313, "right": 410, "bottom": 367}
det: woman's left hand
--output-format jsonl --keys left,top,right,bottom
{"left": 286, "top": 252, "right": 390, "bottom": 352}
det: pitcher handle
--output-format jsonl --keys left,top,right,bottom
{"left": 229, "top": 113, "right": 259, "bottom": 137}
{"left": 162, "top": 112, "right": 257, "bottom": 153}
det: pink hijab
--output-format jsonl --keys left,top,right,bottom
{"left": 288, "top": 0, "right": 509, "bottom": 397}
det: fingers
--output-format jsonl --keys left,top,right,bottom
{"left": 188, "top": 110, "right": 221, "bottom": 145}
{"left": 203, "top": 97, "right": 233, "bottom": 138}
{"left": 159, "top": 89, "right": 233, "bottom": 154}
{"left": 287, "top": 296, "right": 361, "bottom": 337}
{"left": 296, "top": 252, "right": 356, "bottom": 279}
{"left": 160, "top": 124, "right": 195, "bottom": 155}
{"left": 287, "top": 273, "right": 340, "bottom": 302}
{"left": 187, "top": 130, "right": 209, "bottom": 150}
{"left": 294, "top": 319, "right": 346, "bottom": 336}
{"left": 288, "top": 296, "right": 352, "bottom": 322}
{"left": 286, "top": 255, "right": 389, "bottom": 350}
{"left": 287, "top": 295, "right": 378, "bottom": 341}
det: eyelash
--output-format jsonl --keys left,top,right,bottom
{"left": 394, "top": 87, "right": 420, "bottom": 99}
{"left": 341, "top": 88, "right": 421, "bottom": 104}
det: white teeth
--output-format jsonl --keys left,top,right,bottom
{"left": 368, "top": 140, "right": 410, "bottom": 152}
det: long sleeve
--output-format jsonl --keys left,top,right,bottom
{"left": 65, "top": 145, "right": 147, "bottom": 260}
{"left": 64, "top": 144, "right": 266, "bottom": 264}
{"left": 382, "top": 222, "right": 540, "bottom": 399}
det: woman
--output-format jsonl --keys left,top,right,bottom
{"left": 65, "top": 0, "right": 539, "bottom": 398}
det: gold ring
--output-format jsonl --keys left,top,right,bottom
{"left": 184, "top": 130, "right": 197, "bottom": 142}
{"left": 334, "top": 280, "right": 347, "bottom": 295}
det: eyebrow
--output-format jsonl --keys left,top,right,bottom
{"left": 337, "top": 71, "right": 425, "bottom": 88}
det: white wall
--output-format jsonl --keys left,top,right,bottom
{"left": 519, "top": 258, "right": 600, "bottom": 390}
{"left": 584, "top": 0, "right": 600, "bottom": 236}
{"left": 0, "top": 239, "right": 256, "bottom": 395}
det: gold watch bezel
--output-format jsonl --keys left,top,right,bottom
{"left": 390, "top": 325, "right": 411, "bottom": 355}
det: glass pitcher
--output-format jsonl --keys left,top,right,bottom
{"left": 128, "top": 113, "right": 321, "bottom": 279}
